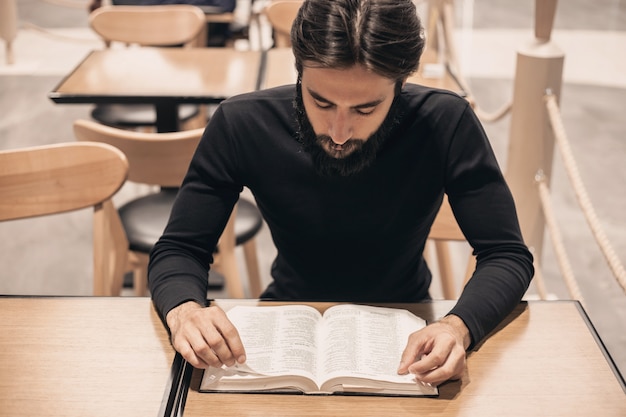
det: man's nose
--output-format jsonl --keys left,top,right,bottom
{"left": 328, "top": 110, "right": 353, "bottom": 145}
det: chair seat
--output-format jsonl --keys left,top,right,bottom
{"left": 91, "top": 103, "right": 200, "bottom": 128}
{"left": 118, "top": 188, "right": 263, "bottom": 254}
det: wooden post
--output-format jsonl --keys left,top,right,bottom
{"left": 505, "top": 0, "right": 564, "bottom": 263}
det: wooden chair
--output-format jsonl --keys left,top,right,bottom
{"left": 0, "top": 142, "right": 129, "bottom": 296}
{"left": 73, "top": 119, "right": 264, "bottom": 298}
{"left": 427, "top": 195, "right": 475, "bottom": 299}
{"left": 88, "top": 5, "right": 207, "bottom": 131}
{"left": 263, "top": 0, "right": 302, "bottom": 48}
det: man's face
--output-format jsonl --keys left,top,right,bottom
{"left": 296, "top": 64, "right": 402, "bottom": 177}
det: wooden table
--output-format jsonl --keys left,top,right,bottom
{"left": 181, "top": 300, "right": 626, "bottom": 417}
{"left": 49, "top": 48, "right": 262, "bottom": 132}
{"left": 0, "top": 296, "right": 174, "bottom": 417}
{"left": 260, "top": 47, "right": 465, "bottom": 94}
{"left": 0, "top": 298, "right": 624, "bottom": 417}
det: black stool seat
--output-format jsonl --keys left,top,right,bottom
{"left": 91, "top": 104, "right": 200, "bottom": 128}
{"left": 118, "top": 188, "right": 263, "bottom": 253}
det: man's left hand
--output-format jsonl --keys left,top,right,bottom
{"left": 397, "top": 314, "right": 470, "bottom": 386}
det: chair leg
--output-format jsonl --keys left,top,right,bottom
{"left": 5, "top": 40, "right": 14, "bottom": 65}
{"left": 435, "top": 240, "right": 457, "bottom": 299}
{"left": 132, "top": 252, "right": 150, "bottom": 296}
{"left": 217, "top": 250, "right": 245, "bottom": 298}
{"left": 215, "top": 206, "right": 246, "bottom": 298}
{"left": 181, "top": 104, "right": 209, "bottom": 130}
{"left": 242, "top": 239, "right": 262, "bottom": 298}
{"left": 93, "top": 200, "right": 128, "bottom": 296}
{"left": 463, "top": 255, "right": 476, "bottom": 287}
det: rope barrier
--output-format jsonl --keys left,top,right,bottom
{"left": 536, "top": 175, "right": 586, "bottom": 305}
{"left": 445, "top": 63, "right": 513, "bottom": 123}
{"left": 544, "top": 93, "right": 626, "bottom": 296}
{"left": 419, "top": 0, "right": 512, "bottom": 124}
{"left": 417, "top": 0, "right": 624, "bottom": 301}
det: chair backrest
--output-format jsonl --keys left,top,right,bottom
{"left": 73, "top": 119, "right": 203, "bottom": 187}
{"left": 0, "top": 142, "right": 128, "bottom": 220}
{"left": 427, "top": 195, "right": 475, "bottom": 299}
{"left": 429, "top": 196, "right": 464, "bottom": 242}
{"left": 89, "top": 5, "right": 206, "bottom": 47}
{"left": 0, "top": 142, "right": 129, "bottom": 295}
{"left": 263, "top": 1, "right": 302, "bottom": 48}
{"left": 73, "top": 119, "right": 247, "bottom": 298}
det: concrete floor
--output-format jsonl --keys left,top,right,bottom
{"left": 1, "top": 0, "right": 625, "bottom": 378}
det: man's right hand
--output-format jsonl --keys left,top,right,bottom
{"left": 165, "top": 301, "right": 246, "bottom": 369}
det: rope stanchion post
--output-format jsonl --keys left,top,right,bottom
{"left": 504, "top": 0, "right": 564, "bottom": 267}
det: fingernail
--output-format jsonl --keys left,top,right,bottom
{"left": 237, "top": 355, "right": 246, "bottom": 364}
{"left": 413, "top": 374, "right": 428, "bottom": 386}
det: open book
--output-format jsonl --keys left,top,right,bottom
{"left": 200, "top": 304, "right": 438, "bottom": 397}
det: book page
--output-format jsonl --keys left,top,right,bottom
{"left": 319, "top": 304, "right": 425, "bottom": 384}
{"left": 226, "top": 305, "right": 321, "bottom": 380}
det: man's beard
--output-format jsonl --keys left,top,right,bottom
{"left": 294, "top": 82, "right": 404, "bottom": 178}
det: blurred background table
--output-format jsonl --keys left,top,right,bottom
{"left": 49, "top": 47, "right": 262, "bottom": 132}
{"left": 260, "top": 47, "right": 465, "bottom": 94}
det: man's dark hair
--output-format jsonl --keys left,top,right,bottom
{"left": 291, "top": 0, "right": 424, "bottom": 83}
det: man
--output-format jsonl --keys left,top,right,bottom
{"left": 149, "top": 0, "right": 534, "bottom": 386}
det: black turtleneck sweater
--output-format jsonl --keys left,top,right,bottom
{"left": 148, "top": 83, "right": 534, "bottom": 348}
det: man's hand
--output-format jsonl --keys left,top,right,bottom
{"left": 397, "top": 314, "right": 470, "bottom": 386}
{"left": 166, "top": 301, "right": 246, "bottom": 369}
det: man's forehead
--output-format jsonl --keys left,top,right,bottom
{"left": 300, "top": 65, "right": 396, "bottom": 105}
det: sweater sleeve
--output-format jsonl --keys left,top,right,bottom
{"left": 442, "top": 103, "right": 534, "bottom": 349}
{"left": 148, "top": 106, "right": 242, "bottom": 323}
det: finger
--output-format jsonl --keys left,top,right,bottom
{"left": 397, "top": 335, "right": 428, "bottom": 374}
{"left": 176, "top": 339, "right": 212, "bottom": 369}
{"left": 179, "top": 325, "right": 225, "bottom": 368}
{"left": 408, "top": 348, "right": 446, "bottom": 375}
{"left": 182, "top": 307, "right": 232, "bottom": 367}
{"left": 173, "top": 316, "right": 225, "bottom": 368}
{"left": 412, "top": 358, "right": 463, "bottom": 386}
{"left": 170, "top": 326, "right": 206, "bottom": 368}
{"left": 410, "top": 346, "right": 465, "bottom": 385}
{"left": 219, "top": 323, "right": 246, "bottom": 364}
{"left": 409, "top": 328, "right": 458, "bottom": 373}
{"left": 210, "top": 309, "right": 246, "bottom": 362}
{"left": 200, "top": 328, "right": 235, "bottom": 366}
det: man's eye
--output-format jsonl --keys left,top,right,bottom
{"left": 355, "top": 107, "right": 376, "bottom": 116}
{"left": 314, "top": 100, "right": 332, "bottom": 109}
